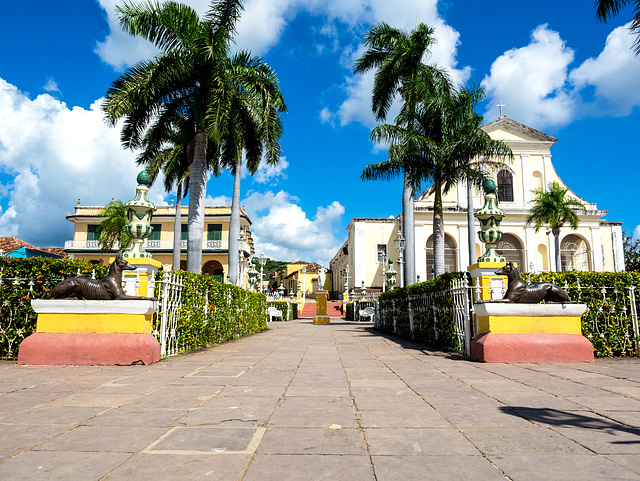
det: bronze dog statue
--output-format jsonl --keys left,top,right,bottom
{"left": 492, "top": 262, "right": 570, "bottom": 303}
{"left": 48, "top": 252, "right": 153, "bottom": 300}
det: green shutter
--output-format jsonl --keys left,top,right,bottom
{"left": 87, "top": 225, "right": 99, "bottom": 241}
{"left": 150, "top": 224, "right": 161, "bottom": 241}
{"left": 207, "top": 224, "right": 222, "bottom": 241}
{"left": 181, "top": 224, "right": 188, "bottom": 241}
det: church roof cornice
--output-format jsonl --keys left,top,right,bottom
{"left": 481, "top": 116, "right": 558, "bottom": 144}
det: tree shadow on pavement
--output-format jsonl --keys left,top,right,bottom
{"left": 500, "top": 406, "right": 640, "bottom": 443}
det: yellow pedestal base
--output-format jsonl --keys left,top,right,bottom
{"left": 313, "top": 316, "right": 331, "bottom": 324}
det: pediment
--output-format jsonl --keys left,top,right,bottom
{"left": 481, "top": 116, "right": 557, "bottom": 145}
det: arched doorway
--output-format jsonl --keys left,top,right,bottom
{"left": 561, "top": 235, "right": 591, "bottom": 271}
{"left": 426, "top": 234, "right": 458, "bottom": 278}
{"left": 496, "top": 233, "right": 525, "bottom": 270}
{"left": 202, "top": 260, "right": 225, "bottom": 282}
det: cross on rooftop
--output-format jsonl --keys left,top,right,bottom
{"left": 497, "top": 100, "right": 506, "bottom": 117}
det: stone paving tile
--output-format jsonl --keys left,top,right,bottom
{"left": 565, "top": 395, "right": 640, "bottom": 411}
{"left": 84, "top": 407, "right": 189, "bottom": 427}
{"left": 491, "top": 394, "right": 587, "bottom": 411}
{"left": 106, "top": 453, "right": 249, "bottom": 481}
{"left": 365, "top": 427, "right": 480, "bottom": 456}
{"left": 0, "top": 451, "right": 130, "bottom": 480}
{"left": 121, "top": 385, "right": 220, "bottom": 410}
{"left": 607, "top": 455, "right": 640, "bottom": 475}
{"left": 357, "top": 407, "right": 449, "bottom": 428}
{"left": 353, "top": 394, "right": 428, "bottom": 412}
{"left": 180, "top": 396, "right": 279, "bottom": 427}
{"left": 427, "top": 399, "right": 531, "bottom": 428}
{"left": 47, "top": 392, "right": 139, "bottom": 408}
{"left": 243, "top": 454, "right": 376, "bottom": 481}
{"left": 33, "top": 425, "right": 168, "bottom": 453}
{"left": 0, "top": 405, "right": 106, "bottom": 424}
{"left": 257, "top": 427, "right": 366, "bottom": 455}
{"left": 371, "top": 455, "right": 506, "bottom": 481}
{"left": 461, "top": 426, "right": 590, "bottom": 455}
{"left": 150, "top": 426, "right": 258, "bottom": 453}
{"left": 0, "top": 423, "right": 76, "bottom": 451}
{"left": 490, "top": 454, "right": 640, "bottom": 480}
{"left": 268, "top": 396, "right": 358, "bottom": 428}
{"left": 553, "top": 426, "right": 640, "bottom": 454}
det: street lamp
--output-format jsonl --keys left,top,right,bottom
{"left": 237, "top": 231, "right": 246, "bottom": 287}
{"left": 380, "top": 252, "right": 388, "bottom": 292}
{"left": 394, "top": 231, "right": 406, "bottom": 288}
{"left": 258, "top": 251, "right": 266, "bottom": 293}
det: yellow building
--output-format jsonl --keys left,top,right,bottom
{"left": 273, "top": 261, "right": 332, "bottom": 297}
{"left": 64, "top": 204, "right": 255, "bottom": 286}
{"left": 331, "top": 116, "right": 624, "bottom": 292}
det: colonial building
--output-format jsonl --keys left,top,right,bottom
{"left": 64, "top": 203, "right": 255, "bottom": 286}
{"left": 273, "top": 261, "right": 333, "bottom": 297}
{"left": 330, "top": 116, "right": 625, "bottom": 293}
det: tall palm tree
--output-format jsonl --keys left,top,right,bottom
{"left": 355, "top": 22, "right": 443, "bottom": 286}
{"left": 365, "top": 83, "right": 512, "bottom": 277}
{"left": 218, "top": 52, "right": 286, "bottom": 285}
{"left": 103, "top": 0, "right": 284, "bottom": 276}
{"left": 526, "top": 181, "right": 586, "bottom": 271}
{"left": 140, "top": 116, "right": 195, "bottom": 271}
{"left": 595, "top": 1, "right": 640, "bottom": 53}
{"left": 97, "top": 200, "right": 131, "bottom": 251}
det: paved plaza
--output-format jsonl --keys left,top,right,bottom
{"left": 2, "top": 319, "right": 640, "bottom": 480}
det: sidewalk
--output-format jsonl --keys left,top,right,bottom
{"left": 1, "top": 319, "right": 640, "bottom": 480}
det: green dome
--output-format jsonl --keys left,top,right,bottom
{"left": 483, "top": 179, "right": 497, "bottom": 194}
{"left": 137, "top": 170, "right": 151, "bottom": 187}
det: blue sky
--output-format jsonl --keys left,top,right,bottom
{"left": 1, "top": 0, "right": 639, "bottom": 265}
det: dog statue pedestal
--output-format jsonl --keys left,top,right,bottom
{"left": 470, "top": 303, "right": 594, "bottom": 363}
{"left": 18, "top": 300, "right": 161, "bottom": 366}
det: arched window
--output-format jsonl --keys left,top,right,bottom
{"left": 426, "top": 234, "right": 458, "bottom": 278}
{"left": 497, "top": 170, "right": 514, "bottom": 202}
{"left": 560, "top": 235, "right": 591, "bottom": 271}
{"left": 496, "top": 233, "right": 525, "bottom": 270}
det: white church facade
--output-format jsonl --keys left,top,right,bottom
{"left": 330, "top": 116, "right": 625, "bottom": 293}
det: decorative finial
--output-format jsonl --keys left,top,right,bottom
{"left": 77, "top": 198, "right": 81, "bottom": 206}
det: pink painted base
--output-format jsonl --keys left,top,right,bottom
{"left": 18, "top": 333, "right": 161, "bottom": 366}
{"left": 470, "top": 332, "right": 594, "bottom": 363}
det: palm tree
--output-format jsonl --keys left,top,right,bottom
{"left": 103, "top": 0, "right": 285, "bottom": 277}
{"left": 354, "top": 22, "right": 444, "bottom": 286}
{"left": 218, "top": 52, "right": 286, "bottom": 285}
{"left": 365, "top": 83, "right": 512, "bottom": 277}
{"left": 97, "top": 200, "right": 131, "bottom": 251}
{"left": 526, "top": 181, "right": 586, "bottom": 271}
{"left": 595, "top": 1, "right": 640, "bottom": 53}
{"left": 140, "top": 116, "right": 194, "bottom": 271}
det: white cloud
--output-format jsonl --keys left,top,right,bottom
{"left": 253, "top": 157, "right": 289, "bottom": 184}
{"left": 43, "top": 79, "right": 61, "bottom": 94}
{"left": 0, "top": 77, "right": 165, "bottom": 247}
{"left": 242, "top": 190, "right": 344, "bottom": 264}
{"left": 570, "top": 22, "right": 640, "bottom": 117}
{"left": 206, "top": 194, "right": 232, "bottom": 206}
{"left": 481, "top": 24, "right": 576, "bottom": 128}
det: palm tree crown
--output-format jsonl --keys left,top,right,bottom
{"left": 595, "top": 1, "right": 640, "bottom": 53}
{"left": 526, "top": 181, "right": 586, "bottom": 271}
{"left": 102, "top": 0, "right": 286, "bottom": 277}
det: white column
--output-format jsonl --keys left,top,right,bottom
{"left": 354, "top": 221, "right": 366, "bottom": 289}
{"left": 414, "top": 223, "right": 427, "bottom": 281}
{"left": 590, "top": 224, "right": 604, "bottom": 272}
{"left": 521, "top": 154, "right": 531, "bottom": 205}
{"left": 525, "top": 226, "right": 536, "bottom": 271}
{"left": 542, "top": 154, "right": 552, "bottom": 189}
{"left": 459, "top": 223, "right": 471, "bottom": 268}
{"left": 612, "top": 224, "right": 625, "bottom": 272}
{"left": 457, "top": 181, "right": 467, "bottom": 209}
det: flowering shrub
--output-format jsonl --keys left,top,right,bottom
{"left": 522, "top": 271, "right": 640, "bottom": 357}
{"left": 0, "top": 257, "right": 109, "bottom": 359}
{"left": 155, "top": 270, "right": 267, "bottom": 352}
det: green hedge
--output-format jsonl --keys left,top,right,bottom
{"left": 377, "top": 272, "right": 467, "bottom": 350}
{"left": 0, "top": 257, "right": 110, "bottom": 359}
{"left": 522, "top": 271, "right": 640, "bottom": 357}
{"left": 155, "top": 270, "right": 267, "bottom": 352}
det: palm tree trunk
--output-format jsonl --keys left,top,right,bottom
{"left": 433, "top": 181, "right": 445, "bottom": 277}
{"left": 402, "top": 171, "right": 415, "bottom": 286}
{"left": 553, "top": 226, "right": 561, "bottom": 271}
{"left": 228, "top": 155, "right": 242, "bottom": 285}
{"left": 467, "top": 181, "right": 475, "bottom": 266}
{"left": 172, "top": 182, "right": 182, "bottom": 271}
{"left": 186, "top": 131, "right": 208, "bottom": 274}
